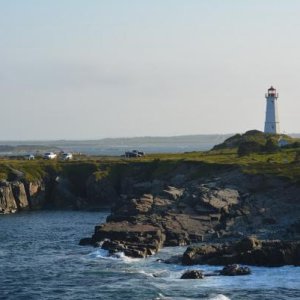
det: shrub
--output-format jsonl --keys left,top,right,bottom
{"left": 238, "top": 141, "right": 263, "bottom": 157}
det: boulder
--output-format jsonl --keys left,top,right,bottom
{"left": 92, "top": 222, "right": 165, "bottom": 258}
{"left": 220, "top": 264, "right": 251, "bottom": 276}
{"left": 181, "top": 270, "right": 205, "bottom": 279}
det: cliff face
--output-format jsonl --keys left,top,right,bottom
{"left": 0, "top": 182, "right": 18, "bottom": 213}
{"left": 0, "top": 180, "right": 46, "bottom": 213}
{"left": 0, "top": 169, "right": 119, "bottom": 213}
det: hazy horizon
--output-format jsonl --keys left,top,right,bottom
{"left": 2, "top": 1, "right": 300, "bottom": 140}
{"left": 1, "top": 132, "right": 300, "bottom": 144}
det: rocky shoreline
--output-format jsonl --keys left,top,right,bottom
{"left": 79, "top": 163, "right": 300, "bottom": 266}
{"left": 1, "top": 159, "right": 300, "bottom": 268}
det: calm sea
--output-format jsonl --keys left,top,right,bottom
{"left": 0, "top": 211, "right": 299, "bottom": 300}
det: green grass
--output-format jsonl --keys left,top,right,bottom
{"left": 1, "top": 147, "right": 300, "bottom": 184}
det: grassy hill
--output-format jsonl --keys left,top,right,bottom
{"left": 212, "top": 130, "right": 295, "bottom": 150}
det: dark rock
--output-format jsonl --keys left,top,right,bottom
{"left": 181, "top": 270, "right": 205, "bottom": 279}
{"left": 86, "top": 175, "right": 119, "bottom": 207}
{"left": 235, "top": 236, "right": 261, "bottom": 252}
{"left": 237, "top": 240, "right": 300, "bottom": 266}
{"left": 181, "top": 238, "right": 300, "bottom": 267}
{"left": 263, "top": 217, "right": 277, "bottom": 225}
{"left": 92, "top": 222, "right": 165, "bottom": 258}
{"left": 182, "top": 244, "right": 222, "bottom": 265}
{"left": 52, "top": 177, "right": 80, "bottom": 209}
{"left": 220, "top": 264, "right": 251, "bottom": 276}
{"left": 79, "top": 238, "right": 92, "bottom": 246}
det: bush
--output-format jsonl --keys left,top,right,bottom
{"left": 238, "top": 141, "right": 263, "bottom": 157}
{"left": 263, "top": 138, "right": 279, "bottom": 153}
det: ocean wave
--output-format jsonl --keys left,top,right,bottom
{"left": 136, "top": 269, "right": 171, "bottom": 278}
{"left": 208, "top": 295, "right": 231, "bottom": 300}
{"left": 87, "top": 249, "right": 141, "bottom": 263}
{"left": 155, "top": 293, "right": 194, "bottom": 300}
{"left": 155, "top": 294, "right": 230, "bottom": 300}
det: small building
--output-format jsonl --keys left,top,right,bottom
{"left": 278, "top": 137, "right": 289, "bottom": 147}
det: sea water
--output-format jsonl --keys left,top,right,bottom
{"left": 0, "top": 211, "right": 299, "bottom": 300}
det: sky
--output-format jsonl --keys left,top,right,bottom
{"left": 1, "top": 0, "right": 300, "bottom": 140}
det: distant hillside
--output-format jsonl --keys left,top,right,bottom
{"left": 0, "top": 144, "right": 60, "bottom": 154}
{"left": 0, "top": 135, "right": 232, "bottom": 155}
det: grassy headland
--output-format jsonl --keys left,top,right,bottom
{"left": 1, "top": 130, "right": 300, "bottom": 183}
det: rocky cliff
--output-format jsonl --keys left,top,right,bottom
{"left": 1, "top": 159, "right": 300, "bottom": 262}
{"left": 0, "top": 180, "right": 46, "bottom": 213}
{"left": 79, "top": 162, "right": 300, "bottom": 258}
{"left": 0, "top": 163, "right": 119, "bottom": 213}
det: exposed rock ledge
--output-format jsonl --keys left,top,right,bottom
{"left": 81, "top": 168, "right": 300, "bottom": 259}
{"left": 182, "top": 237, "right": 300, "bottom": 267}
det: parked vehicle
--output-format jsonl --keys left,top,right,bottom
{"left": 132, "top": 150, "right": 145, "bottom": 156}
{"left": 124, "top": 150, "right": 145, "bottom": 158}
{"left": 24, "top": 154, "right": 35, "bottom": 160}
{"left": 61, "top": 153, "right": 73, "bottom": 160}
{"left": 43, "top": 152, "right": 57, "bottom": 160}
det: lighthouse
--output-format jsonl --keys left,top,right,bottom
{"left": 264, "top": 86, "right": 280, "bottom": 134}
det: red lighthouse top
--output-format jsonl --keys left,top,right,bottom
{"left": 266, "top": 86, "right": 278, "bottom": 97}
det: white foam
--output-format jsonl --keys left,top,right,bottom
{"left": 136, "top": 269, "right": 155, "bottom": 277}
{"left": 155, "top": 293, "right": 198, "bottom": 300}
{"left": 87, "top": 248, "right": 109, "bottom": 259}
{"left": 209, "top": 294, "right": 231, "bottom": 300}
{"left": 111, "top": 251, "right": 141, "bottom": 263}
{"left": 87, "top": 249, "right": 141, "bottom": 263}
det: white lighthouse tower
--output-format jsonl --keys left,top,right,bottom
{"left": 264, "top": 86, "right": 280, "bottom": 134}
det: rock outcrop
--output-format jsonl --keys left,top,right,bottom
{"left": 93, "top": 222, "right": 165, "bottom": 258}
{"left": 0, "top": 180, "right": 46, "bottom": 213}
{"left": 182, "top": 237, "right": 300, "bottom": 267}
{"left": 220, "top": 264, "right": 251, "bottom": 276}
{"left": 0, "top": 171, "right": 120, "bottom": 213}
{"left": 180, "top": 265, "right": 251, "bottom": 279}
{"left": 0, "top": 181, "right": 18, "bottom": 213}
{"left": 181, "top": 270, "right": 205, "bottom": 279}
{"left": 26, "top": 181, "right": 46, "bottom": 209}
{"left": 86, "top": 174, "right": 119, "bottom": 208}
{"left": 83, "top": 164, "right": 300, "bottom": 257}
